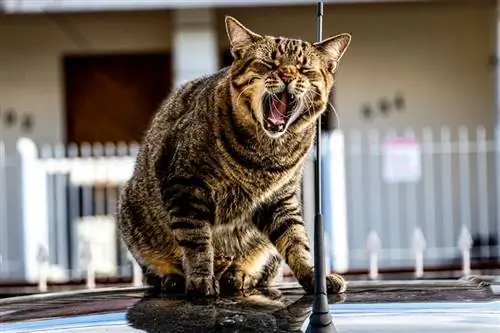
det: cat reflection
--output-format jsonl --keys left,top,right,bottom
{"left": 126, "top": 288, "right": 344, "bottom": 333}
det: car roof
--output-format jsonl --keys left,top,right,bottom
{"left": 1, "top": 277, "right": 499, "bottom": 333}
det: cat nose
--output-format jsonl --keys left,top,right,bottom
{"left": 278, "top": 65, "right": 298, "bottom": 83}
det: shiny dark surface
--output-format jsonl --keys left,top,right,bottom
{"left": 0, "top": 277, "right": 499, "bottom": 332}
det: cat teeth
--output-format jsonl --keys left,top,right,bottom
{"left": 264, "top": 122, "right": 285, "bottom": 132}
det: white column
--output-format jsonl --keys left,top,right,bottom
{"left": 17, "top": 138, "right": 50, "bottom": 283}
{"left": 496, "top": 0, "right": 500, "bottom": 263}
{"left": 324, "top": 131, "right": 349, "bottom": 273}
{"left": 302, "top": 153, "right": 316, "bottom": 268}
{"left": 173, "top": 8, "right": 219, "bottom": 88}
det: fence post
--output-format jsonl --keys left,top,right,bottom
{"left": 17, "top": 138, "right": 49, "bottom": 283}
{"left": 422, "top": 127, "right": 437, "bottom": 261}
{"left": 458, "top": 127, "right": 471, "bottom": 237}
{"left": 458, "top": 225, "right": 472, "bottom": 276}
{"left": 82, "top": 240, "right": 96, "bottom": 289}
{"left": 37, "top": 245, "right": 49, "bottom": 292}
{"left": 366, "top": 231, "right": 381, "bottom": 280}
{"left": 412, "top": 227, "right": 426, "bottom": 279}
{"left": 127, "top": 251, "right": 143, "bottom": 287}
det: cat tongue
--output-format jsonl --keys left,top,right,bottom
{"left": 267, "top": 92, "right": 288, "bottom": 125}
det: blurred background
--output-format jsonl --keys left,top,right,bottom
{"left": 0, "top": 0, "right": 499, "bottom": 294}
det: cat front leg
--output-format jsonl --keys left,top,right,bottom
{"left": 255, "top": 191, "right": 346, "bottom": 294}
{"left": 165, "top": 178, "right": 218, "bottom": 298}
{"left": 169, "top": 217, "right": 218, "bottom": 297}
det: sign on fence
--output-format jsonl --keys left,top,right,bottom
{"left": 382, "top": 138, "right": 422, "bottom": 183}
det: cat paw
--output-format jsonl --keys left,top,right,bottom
{"left": 145, "top": 273, "right": 185, "bottom": 294}
{"left": 219, "top": 268, "right": 258, "bottom": 294}
{"left": 185, "top": 274, "right": 219, "bottom": 298}
{"left": 298, "top": 271, "right": 347, "bottom": 294}
{"left": 214, "top": 255, "right": 235, "bottom": 281}
{"left": 326, "top": 273, "right": 347, "bottom": 293}
{"left": 161, "top": 274, "right": 186, "bottom": 294}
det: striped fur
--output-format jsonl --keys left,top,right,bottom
{"left": 117, "top": 16, "right": 351, "bottom": 297}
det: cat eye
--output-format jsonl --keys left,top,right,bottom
{"left": 251, "top": 60, "right": 274, "bottom": 73}
{"left": 301, "top": 68, "right": 321, "bottom": 80}
{"left": 300, "top": 67, "right": 316, "bottom": 74}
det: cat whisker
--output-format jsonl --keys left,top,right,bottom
{"left": 256, "top": 90, "right": 269, "bottom": 144}
{"left": 303, "top": 91, "right": 314, "bottom": 121}
{"left": 309, "top": 89, "right": 341, "bottom": 128}
{"left": 247, "top": 75, "right": 261, "bottom": 85}
{"left": 328, "top": 102, "right": 341, "bottom": 128}
{"left": 236, "top": 84, "right": 254, "bottom": 108}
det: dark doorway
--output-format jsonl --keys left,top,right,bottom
{"left": 63, "top": 53, "right": 172, "bottom": 144}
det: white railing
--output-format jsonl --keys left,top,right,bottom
{"left": 0, "top": 138, "right": 140, "bottom": 282}
{"left": 0, "top": 125, "right": 499, "bottom": 284}
{"left": 340, "top": 126, "right": 499, "bottom": 271}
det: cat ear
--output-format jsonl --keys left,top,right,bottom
{"left": 225, "top": 16, "right": 262, "bottom": 59}
{"left": 313, "top": 33, "right": 351, "bottom": 73}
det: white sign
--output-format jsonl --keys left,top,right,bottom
{"left": 382, "top": 138, "right": 422, "bottom": 183}
{"left": 78, "top": 215, "right": 117, "bottom": 276}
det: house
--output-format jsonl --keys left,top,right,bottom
{"left": 1, "top": 0, "right": 495, "bottom": 143}
{"left": 0, "top": 0, "right": 498, "bottom": 281}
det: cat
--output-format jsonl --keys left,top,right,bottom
{"left": 116, "top": 15, "right": 351, "bottom": 298}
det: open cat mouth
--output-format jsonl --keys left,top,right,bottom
{"left": 262, "top": 91, "right": 296, "bottom": 133}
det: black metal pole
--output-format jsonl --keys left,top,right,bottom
{"left": 306, "top": 1, "right": 337, "bottom": 333}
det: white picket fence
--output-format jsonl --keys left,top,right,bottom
{"left": 0, "top": 138, "right": 141, "bottom": 282}
{"left": 0, "top": 125, "right": 499, "bottom": 285}
{"left": 341, "top": 126, "right": 499, "bottom": 270}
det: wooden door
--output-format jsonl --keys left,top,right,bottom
{"left": 63, "top": 53, "right": 171, "bottom": 144}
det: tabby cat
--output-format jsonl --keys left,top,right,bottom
{"left": 117, "top": 16, "right": 351, "bottom": 298}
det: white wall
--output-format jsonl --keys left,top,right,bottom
{"left": 217, "top": 1, "right": 497, "bottom": 134}
{"left": 0, "top": 11, "right": 173, "bottom": 144}
{"left": 2, "top": 0, "right": 421, "bottom": 13}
